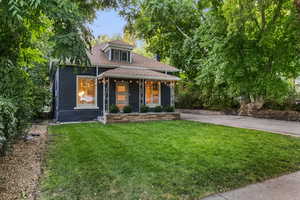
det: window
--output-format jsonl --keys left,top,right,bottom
{"left": 111, "top": 49, "right": 130, "bottom": 62}
{"left": 112, "top": 49, "right": 120, "bottom": 61}
{"left": 145, "top": 81, "right": 160, "bottom": 107}
{"left": 121, "top": 51, "right": 128, "bottom": 62}
{"left": 116, "top": 82, "right": 129, "bottom": 110}
{"left": 76, "top": 76, "right": 97, "bottom": 108}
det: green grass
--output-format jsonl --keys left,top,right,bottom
{"left": 41, "top": 121, "right": 300, "bottom": 200}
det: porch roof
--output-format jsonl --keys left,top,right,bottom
{"left": 97, "top": 68, "right": 180, "bottom": 81}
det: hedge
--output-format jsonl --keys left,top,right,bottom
{"left": 0, "top": 97, "right": 18, "bottom": 156}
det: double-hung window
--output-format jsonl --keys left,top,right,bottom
{"left": 76, "top": 76, "right": 97, "bottom": 109}
{"left": 145, "top": 81, "right": 161, "bottom": 107}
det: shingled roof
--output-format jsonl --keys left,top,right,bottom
{"left": 107, "top": 40, "right": 134, "bottom": 48}
{"left": 88, "top": 42, "right": 179, "bottom": 72}
{"left": 98, "top": 68, "right": 180, "bottom": 81}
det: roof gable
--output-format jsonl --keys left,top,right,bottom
{"left": 108, "top": 40, "right": 134, "bottom": 47}
{"left": 102, "top": 40, "right": 134, "bottom": 51}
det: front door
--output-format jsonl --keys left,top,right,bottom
{"left": 116, "top": 82, "right": 129, "bottom": 110}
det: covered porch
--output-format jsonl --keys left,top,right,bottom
{"left": 97, "top": 67, "right": 180, "bottom": 123}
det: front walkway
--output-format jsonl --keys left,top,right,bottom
{"left": 202, "top": 171, "right": 300, "bottom": 200}
{"left": 181, "top": 113, "right": 300, "bottom": 137}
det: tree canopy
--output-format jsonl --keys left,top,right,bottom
{"left": 0, "top": 0, "right": 128, "bottom": 154}
{"left": 122, "top": 0, "right": 300, "bottom": 107}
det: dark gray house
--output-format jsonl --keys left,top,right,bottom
{"left": 52, "top": 40, "right": 180, "bottom": 123}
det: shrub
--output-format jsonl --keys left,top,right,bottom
{"left": 140, "top": 105, "right": 149, "bottom": 113}
{"left": 0, "top": 97, "right": 18, "bottom": 156}
{"left": 123, "top": 105, "right": 132, "bottom": 113}
{"left": 109, "top": 105, "right": 119, "bottom": 113}
{"left": 154, "top": 106, "right": 163, "bottom": 112}
{"left": 291, "top": 103, "right": 300, "bottom": 112}
{"left": 175, "top": 80, "right": 239, "bottom": 110}
{"left": 163, "top": 106, "right": 175, "bottom": 112}
{"left": 263, "top": 101, "right": 288, "bottom": 110}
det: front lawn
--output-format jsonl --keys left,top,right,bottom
{"left": 41, "top": 121, "right": 300, "bottom": 200}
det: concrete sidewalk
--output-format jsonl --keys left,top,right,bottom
{"left": 202, "top": 171, "right": 300, "bottom": 200}
{"left": 181, "top": 113, "right": 300, "bottom": 137}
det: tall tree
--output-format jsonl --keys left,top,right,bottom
{"left": 0, "top": 0, "right": 130, "bottom": 153}
{"left": 122, "top": 0, "right": 205, "bottom": 77}
{"left": 218, "top": 0, "right": 300, "bottom": 104}
{"left": 123, "top": 0, "right": 300, "bottom": 107}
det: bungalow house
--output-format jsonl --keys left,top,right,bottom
{"left": 51, "top": 40, "right": 180, "bottom": 123}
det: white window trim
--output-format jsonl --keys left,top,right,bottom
{"left": 111, "top": 48, "right": 131, "bottom": 63}
{"left": 75, "top": 75, "right": 98, "bottom": 109}
{"left": 116, "top": 82, "right": 129, "bottom": 108}
{"left": 145, "top": 81, "right": 161, "bottom": 107}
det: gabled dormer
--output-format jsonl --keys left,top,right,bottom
{"left": 102, "top": 40, "right": 134, "bottom": 63}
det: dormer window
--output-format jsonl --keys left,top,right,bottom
{"left": 111, "top": 49, "right": 130, "bottom": 63}
{"left": 102, "top": 40, "right": 134, "bottom": 63}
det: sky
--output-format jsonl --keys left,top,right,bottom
{"left": 89, "top": 10, "right": 126, "bottom": 38}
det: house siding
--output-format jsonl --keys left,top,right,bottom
{"left": 109, "top": 80, "right": 116, "bottom": 107}
{"left": 108, "top": 79, "right": 140, "bottom": 112}
{"left": 54, "top": 66, "right": 173, "bottom": 122}
{"left": 129, "top": 81, "right": 140, "bottom": 112}
{"left": 161, "top": 83, "right": 171, "bottom": 107}
{"left": 98, "top": 82, "right": 104, "bottom": 116}
{"left": 57, "top": 66, "right": 100, "bottom": 122}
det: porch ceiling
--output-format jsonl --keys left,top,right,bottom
{"left": 97, "top": 68, "right": 180, "bottom": 81}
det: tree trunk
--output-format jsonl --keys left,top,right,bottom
{"left": 239, "top": 96, "right": 264, "bottom": 116}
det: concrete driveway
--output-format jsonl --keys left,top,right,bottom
{"left": 181, "top": 113, "right": 300, "bottom": 137}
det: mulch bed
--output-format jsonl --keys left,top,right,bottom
{"left": 0, "top": 122, "right": 48, "bottom": 200}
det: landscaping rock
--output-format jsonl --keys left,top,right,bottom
{"left": 250, "top": 109, "right": 300, "bottom": 121}
{"left": 0, "top": 123, "right": 48, "bottom": 200}
{"left": 104, "top": 112, "right": 180, "bottom": 124}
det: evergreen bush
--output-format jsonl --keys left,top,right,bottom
{"left": 140, "top": 105, "right": 149, "bottom": 113}
{"left": 154, "top": 106, "right": 163, "bottom": 112}
{"left": 0, "top": 97, "right": 18, "bottom": 156}
{"left": 123, "top": 105, "right": 132, "bottom": 113}
{"left": 163, "top": 106, "right": 175, "bottom": 112}
{"left": 109, "top": 105, "right": 120, "bottom": 113}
